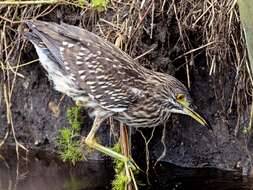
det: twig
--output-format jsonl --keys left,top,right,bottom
{"left": 134, "top": 46, "right": 156, "bottom": 60}
{"left": 172, "top": 41, "right": 215, "bottom": 62}
{"left": 1, "top": 21, "right": 28, "bottom": 160}
{"left": 129, "top": 0, "right": 154, "bottom": 40}
{"left": 0, "top": 0, "right": 61, "bottom": 5}
{"left": 172, "top": 0, "right": 191, "bottom": 88}
{"left": 0, "top": 59, "right": 39, "bottom": 70}
{"left": 150, "top": 1, "right": 154, "bottom": 39}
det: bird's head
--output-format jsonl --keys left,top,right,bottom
{"left": 156, "top": 74, "right": 212, "bottom": 130}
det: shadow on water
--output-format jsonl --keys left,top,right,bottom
{"left": 1, "top": 146, "right": 253, "bottom": 190}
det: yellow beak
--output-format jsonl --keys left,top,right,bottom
{"left": 183, "top": 106, "right": 212, "bottom": 130}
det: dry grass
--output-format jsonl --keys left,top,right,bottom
{"left": 171, "top": 0, "right": 252, "bottom": 135}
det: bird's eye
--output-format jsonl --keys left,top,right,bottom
{"left": 176, "top": 94, "right": 185, "bottom": 101}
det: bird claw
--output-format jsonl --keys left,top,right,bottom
{"left": 122, "top": 158, "right": 140, "bottom": 190}
{"left": 127, "top": 158, "right": 139, "bottom": 171}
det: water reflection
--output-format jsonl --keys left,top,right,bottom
{"left": 0, "top": 147, "right": 113, "bottom": 190}
{"left": 150, "top": 162, "right": 253, "bottom": 190}
{"left": 1, "top": 146, "right": 253, "bottom": 190}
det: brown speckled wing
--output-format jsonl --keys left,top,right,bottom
{"left": 26, "top": 21, "right": 147, "bottom": 112}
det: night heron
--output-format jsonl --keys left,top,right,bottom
{"left": 25, "top": 21, "right": 211, "bottom": 165}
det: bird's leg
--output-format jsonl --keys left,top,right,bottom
{"left": 83, "top": 116, "right": 137, "bottom": 169}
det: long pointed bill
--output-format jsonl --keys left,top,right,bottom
{"left": 183, "top": 106, "right": 212, "bottom": 130}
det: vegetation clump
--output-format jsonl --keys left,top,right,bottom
{"left": 56, "top": 106, "right": 85, "bottom": 165}
{"left": 111, "top": 143, "right": 139, "bottom": 190}
{"left": 112, "top": 143, "right": 129, "bottom": 190}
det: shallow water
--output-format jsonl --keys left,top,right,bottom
{"left": 0, "top": 147, "right": 113, "bottom": 190}
{"left": 0, "top": 147, "right": 252, "bottom": 190}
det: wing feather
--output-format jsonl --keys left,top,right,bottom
{"left": 26, "top": 21, "right": 148, "bottom": 112}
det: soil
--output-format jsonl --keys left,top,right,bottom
{"left": 0, "top": 2, "right": 252, "bottom": 175}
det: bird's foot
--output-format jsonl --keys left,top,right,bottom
{"left": 82, "top": 136, "right": 139, "bottom": 189}
{"left": 82, "top": 136, "right": 138, "bottom": 170}
{"left": 120, "top": 157, "right": 139, "bottom": 190}
{"left": 126, "top": 157, "right": 139, "bottom": 171}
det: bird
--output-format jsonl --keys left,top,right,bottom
{"left": 25, "top": 20, "right": 211, "bottom": 166}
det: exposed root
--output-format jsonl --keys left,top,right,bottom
{"left": 154, "top": 123, "right": 167, "bottom": 167}
{"left": 0, "top": 129, "right": 9, "bottom": 148}
{"left": 137, "top": 127, "right": 156, "bottom": 185}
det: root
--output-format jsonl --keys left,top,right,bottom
{"left": 154, "top": 124, "right": 167, "bottom": 167}
{"left": 137, "top": 127, "right": 156, "bottom": 185}
{"left": 0, "top": 128, "right": 9, "bottom": 148}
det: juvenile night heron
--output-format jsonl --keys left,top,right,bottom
{"left": 25, "top": 21, "right": 211, "bottom": 164}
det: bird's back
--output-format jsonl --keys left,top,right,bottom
{"left": 26, "top": 21, "right": 149, "bottom": 114}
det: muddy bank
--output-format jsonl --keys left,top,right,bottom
{"left": 0, "top": 1, "right": 252, "bottom": 174}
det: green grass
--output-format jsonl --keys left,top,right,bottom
{"left": 91, "top": 0, "right": 108, "bottom": 11}
{"left": 56, "top": 106, "right": 85, "bottom": 165}
{"left": 111, "top": 143, "right": 129, "bottom": 190}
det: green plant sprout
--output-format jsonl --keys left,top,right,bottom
{"left": 56, "top": 106, "right": 85, "bottom": 165}
{"left": 91, "top": 0, "right": 108, "bottom": 11}
{"left": 112, "top": 143, "right": 129, "bottom": 190}
{"left": 112, "top": 143, "right": 139, "bottom": 190}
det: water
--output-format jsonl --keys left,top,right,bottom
{"left": 0, "top": 146, "right": 252, "bottom": 190}
{"left": 149, "top": 163, "right": 251, "bottom": 190}
{"left": 0, "top": 147, "right": 113, "bottom": 190}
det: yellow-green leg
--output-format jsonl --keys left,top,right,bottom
{"left": 82, "top": 116, "right": 137, "bottom": 169}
